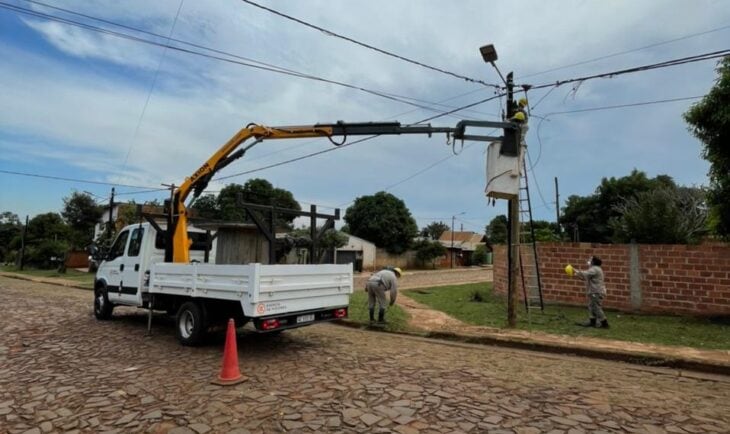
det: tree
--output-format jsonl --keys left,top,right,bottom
{"left": 0, "top": 211, "right": 22, "bottom": 262}
{"left": 560, "top": 170, "right": 676, "bottom": 243}
{"left": 421, "top": 221, "right": 449, "bottom": 240}
{"left": 218, "top": 179, "right": 301, "bottom": 228}
{"left": 413, "top": 239, "right": 447, "bottom": 269}
{"left": 472, "top": 244, "right": 489, "bottom": 265}
{"left": 485, "top": 215, "right": 508, "bottom": 244}
{"left": 25, "top": 213, "right": 69, "bottom": 268}
{"left": 62, "top": 192, "right": 103, "bottom": 249}
{"left": 344, "top": 192, "right": 418, "bottom": 254}
{"left": 289, "top": 227, "right": 349, "bottom": 263}
{"left": 190, "top": 194, "right": 221, "bottom": 220}
{"left": 611, "top": 186, "right": 708, "bottom": 244}
{"left": 684, "top": 57, "right": 730, "bottom": 239}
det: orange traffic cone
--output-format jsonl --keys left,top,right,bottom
{"left": 211, "top": 319, "right": 248, "bottom": 386}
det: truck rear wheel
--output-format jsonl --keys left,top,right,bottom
{"left": 176, "top": 301, "right": 207, "bottom": 346}
{"left": 94, "top": 285, "right": 114, "bottom": 320}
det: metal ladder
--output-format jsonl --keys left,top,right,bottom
{"left": 518, "top": 159, "right": 544, "bottom": 314}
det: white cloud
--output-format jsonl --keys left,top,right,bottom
{"left": 2, "top": 0, "right": 728, "bottom": 221}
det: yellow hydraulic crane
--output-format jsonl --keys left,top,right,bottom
{"left": 168, "top": 120, "right": 518, "bottom": 263}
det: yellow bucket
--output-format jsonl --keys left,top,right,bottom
{"left": 564, "top": 264, "right": 574, "bottom": 277}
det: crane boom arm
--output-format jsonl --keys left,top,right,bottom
{"left": 170, "top": 120, "right": 515, "bottom": 262}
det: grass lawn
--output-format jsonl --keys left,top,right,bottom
{"left": 0, "top": 265, "right": 95, "bottom": 289}
{"left": 405, "top": 282, "right": 730, "bottom": 350}
{"left": 348, "top": 290, "right": 410, "bottom": 332}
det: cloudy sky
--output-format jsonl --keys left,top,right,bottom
{"left": 1, "top": 0, "right": 728, "bottom": 233}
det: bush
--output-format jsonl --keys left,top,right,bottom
{"left": 26, "top": 240, "right": 68, "bottom": 269}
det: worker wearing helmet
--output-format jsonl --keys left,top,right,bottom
{"left": 510, "top": 98, "right": 528, "bottom": 123}
{"left": 365, "top": 267, "right": 402, "bottom": 324}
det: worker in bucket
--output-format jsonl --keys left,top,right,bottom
{"left": 565, "top": 256, "right": 609, "bottom": 328}
{"left": 365, "top": 267, "right": 402, "bottom": 324}
{"left": 510, "top": 98, "right": 528, "bottom": 123}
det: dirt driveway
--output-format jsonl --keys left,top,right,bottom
{"left": 2, "top": 276, "right": 729, "bottom": 434}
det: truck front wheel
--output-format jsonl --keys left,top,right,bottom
{"left": 94, "top": 285, "right": 114, "bottom": 320}
{"left": 176, "top": 301, "right": 207, "bottom": 346}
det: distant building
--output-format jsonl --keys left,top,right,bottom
{"left": 438, "top": 231, "right": 488, "bottom": 267}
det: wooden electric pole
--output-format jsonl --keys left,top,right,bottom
{"left": 506, "top": 71, "right": 519, "bottom": 328}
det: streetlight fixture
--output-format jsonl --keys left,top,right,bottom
{"left": 451, "top": 212, "right": 466, "bottom": 268}
{"left": 479, "top": 44, "right": 507, "bottom": 86}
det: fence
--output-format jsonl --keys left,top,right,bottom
{"left": 493, "top": 242, "right": 730, "bottom": 316}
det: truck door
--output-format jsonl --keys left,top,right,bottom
{"left": 119, "top": 226, "right": 145, "bottom": 304}
{"left": 102, "top": 229, "right": 129, "bottom": 304}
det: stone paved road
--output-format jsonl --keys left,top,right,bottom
{"left": 2, "top": 276, "right": 729, "bottom": 434}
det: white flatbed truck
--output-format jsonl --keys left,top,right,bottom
{"left": 93, "top": 222, "right": 352, "bottom": 345}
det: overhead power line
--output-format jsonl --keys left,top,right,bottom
{"left": 1, "top": 2, "right": 457, "bottom": 114}
{"left": 526, "top": 49, "right": 730, "bottom": 90}
{"left": 0, "top": 169, "right": 160, "bottom": 190}
{"left": 520, "top": 22, "right": 730, "bottom": 79}
{"left": 539, "top": 95, "right": 703, "bottom": 116}
{"left": 240, "top": 0, "right": 500, "bottom": 89}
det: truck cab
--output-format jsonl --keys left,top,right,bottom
{"left": 95, "top": 223, "right": 211, "bottom": 307}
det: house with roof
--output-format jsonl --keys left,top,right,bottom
{"left": 437, "top": 231, "right": 489, "bottom": 267}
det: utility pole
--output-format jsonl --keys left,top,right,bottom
{"left": 108, "top": 187, "right": 115, "bottom": 236}
{"left": 554, "top": 177, "right": 561, "bottom": 236}
{"left": 506, "top": 71, "right": 519, "bottom": 328}
{"left": 19, "top": 215, "right": 28, "bottom": 271}
{"left": 450, "top": 215, "right": 455, "bottom": 269}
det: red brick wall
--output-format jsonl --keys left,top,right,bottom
{"left": 493, "top": 242, "right": 730, "bottom": 316}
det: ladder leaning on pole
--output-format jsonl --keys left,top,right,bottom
{"left": 518, "top": 159, "right": 544, "bottom": 313}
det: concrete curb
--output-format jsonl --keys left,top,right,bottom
{"left": 334, "top": 319, "right": 730, "bottom": 377}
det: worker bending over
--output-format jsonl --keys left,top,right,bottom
{"left": 365, "top": 267, "right": 402, "bottom": 324}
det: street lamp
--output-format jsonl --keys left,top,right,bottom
{"left": 451, "top": 212, "right": 466, "bottom": 268}
{"left": 479, "top": 44, "right": 506, "bottom": 86}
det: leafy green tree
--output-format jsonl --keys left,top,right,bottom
{"left": 560, "top": 170, "right": 676, "bottom": 242}
{"left": 289, "top": 227, "right": 349, "bottom": 263}
{"left": 62, "top": 192, "right": 103, "bottom": 249}
{"left": 344, "top": 191, "right": 418, "bottom": 254}
{"left": 420, "top": 221, "right": 449, "bottom": 240}
{"left": 0, "top": 212, "right": 22, "bottom": 262}
{"left": 218, "top": 179, "right": 301, "bottom": 228}
{"left": 413, "top": 239, "right": 447, "bottom": 269}
{"left": 684, "top": 57, "right": 730, "bottom": 239}
{"left": 25, "top": 213, "right": 69, "bottom": 268}
{"left": 612, "top": 186, "right": 708, "bottom": 244}
{"left": 472, "top": 244, "right": 489, "bottom": 265}
{"left": 485, "top": 215, "right": 508, "bottom": 244}
{"left": 190, "top": 194, "right": 221, "bottom": 220}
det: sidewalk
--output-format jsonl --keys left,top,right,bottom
{"left": 3, "top": 270, "right": 729, "bottom": 376}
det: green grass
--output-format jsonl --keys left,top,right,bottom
{"left": 348, "top": 290, "right": 410, "bottom": 332}
{"left": 0, "top": 265, "right": 95, "bottom": 289}
{"left": 405, "top": 283, "right": 730, "bottom": 350}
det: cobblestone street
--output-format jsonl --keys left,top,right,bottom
{"left": 2, "top": 276, "right": 729, "bottom": 434}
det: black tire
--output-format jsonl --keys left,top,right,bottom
{"left": 175, "top": 301, "right": 207, "bottom": 346}
{"left": 93, "top": 284, "right": 114, "bottom": 320}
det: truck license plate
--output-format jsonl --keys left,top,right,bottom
{"left": 297, "top": 314, "right": 315, "bottom": 323}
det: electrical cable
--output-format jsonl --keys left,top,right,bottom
{"left": 529, "top": 94, "right": 703, "bottom": 170}
{"left": 120, "top": 0, "right": 184, "bottom": 173}
{"left": 0, "top": 169, "right": 160, "bottom": 190}
{"left": 525, "top": 49, "right": 730, "bottom": 90}
{"left": 240, "top": 0, "right": 501, "bottom": 89}
{"left": 519, "top": 22, "right": 730, "bottom": 79}
{"left": 0, "top": 2, "right": 458, "bottom": 114}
